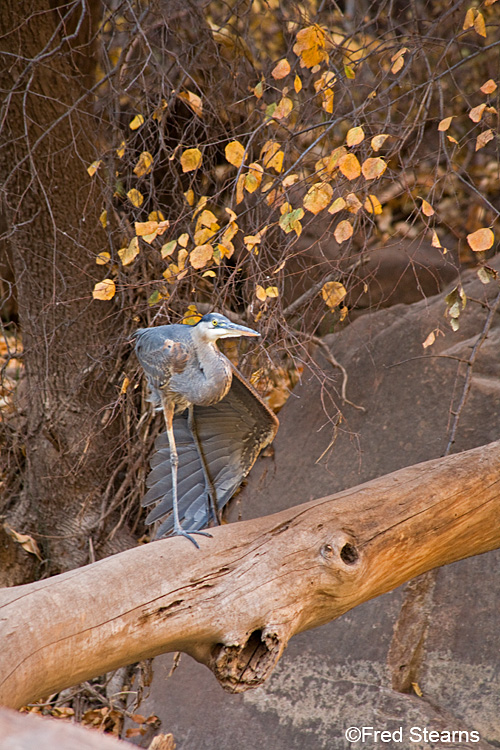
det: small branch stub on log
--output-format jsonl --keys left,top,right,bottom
{"left": 0, "top": 440, "right": 499, "bottom": 709}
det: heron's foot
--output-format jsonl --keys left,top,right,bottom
{"left": 173, "top": 526, "right": 213, "bottom": 549}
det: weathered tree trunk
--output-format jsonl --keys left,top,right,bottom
{"left": 0, "top": 2, "right": 130, "bottom": 574}
{"left": 1, "top": 440, "right": 499, "bottom": 710}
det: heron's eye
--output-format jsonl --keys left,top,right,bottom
{"left": 212, "top": 320, "right": 218, "bottom": 327}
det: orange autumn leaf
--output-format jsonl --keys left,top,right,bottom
{"left": 371, "top": 134, "right": 389, "bottom": 151}
{"left": 362, "top": 157, "right": 387, "bottom": 180}
{"left": 421, "top": 199, "right": 435, "bottom": 217}
{"left": 480, "top": 79, "right": 497, "bottom": 94}
{"left": 303, "top": 182, "right": 333, "bottom": 214}
{"left": 438, "top": 116, "right": 454, "bottom": 132}
{"left": 190, "top": 244, "right": 214, "bottom": 269}
{"left": 469, "top": 103, "right": 486, "bottom": 123}
{"left": 334, "top": 220, "right": 353, "bottom": 243}
{"left": 339, "top": 153, "right": 361, "bottom": 180}
{"left": 271, "top": 58, "right": 291, "bottom": 79}
{"left": 93, "top": 278, "right": 116, "bottom": 300}
{"left": 225, "top": 140, "right": 245, "bottom": 168}
{"left": 467, "top": 228, "right": 494, "bottom": 252}
{"left": 180, "top": 147, "right": 202, "bottom": 172}
{"left": 273, "top": 96, "right": 293, "bottom": 120}
{"left": 321, "top": 281, "right": 347, "bottom": 309}
{"left": 346, "top": 126, "right": 365, "bottom": 147}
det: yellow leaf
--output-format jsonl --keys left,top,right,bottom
{"left": 334, "top": 220, "right": 353, "bottom": 243}
{"left": 225, "top": 140, "right": 246, "bottom": 167}
{"left": 273, "top": 96, "right": 293, "bottom": 120}
{"left": 184, "top": 189, "right": 195, "bottom": 206}
{"left": 390, "top": 47, "right": 408, "bottom": 62}
{"left": 480, "top": 79, "right": 497, "bottom": 94}
{"left": 364, "top": 195, "right": 382, "bottom": 214}
{"left": 121, "top": 375, "right": 130, "bottom": 394}
{"left": 202, "top": 270, "right": 216, "bottom": 278}
{"left": 463, "top": 8, "right": 475, "bottom": 29}
{"left": 391, "top": 55, "right": 404, "bottom": 74}
{"left": 265, "top": 286, "right": 279, "bottom": 298}
{"left": 127, "top": 189, "right": 143, "bottom": 207}
{"left": 328, "top": 196, "right": 346, "bottom": 214}
{"left": 294, "top": 74, "right": 302, "bottom": 93}
{"left": 467, "top": 227, "right": 494, "bottom": 252}
{"left": 116, "top": 141, "right": 126, "bottom": 158}
{"left": 345, "top": 192, "right": 362, "bottom": 214}
{"left": 178, "top": 233, "right": 189, "bottom": 248}
{"left": 346, "top": 126, "right": 365, "bottom": 147}
{"left": 261, "top": 141, "right": 284, "bottom": 172}
{"left": 180, "top": 147, "right": 202, "bottom": 172}
{"left": 254, "top": 81, "right": 264, "bottom": 99}
{"left": 431, "top": 230, "right": 441, "bottom": 248}
{"left": 178, "top": 248, "right": 188, "bottom": 269}
{"left": 129, "top": 114, "right": 144, "bottom": 130}
{"left": 321, "top": 281, "right": 347, "bottom": 308}
{"left": 271, "top": 58, "right": 291, "bottom": 79}
{"left": 244, "top": 162, "right": 263, "bottom": 193}
{"left": 161, "top": 240, "right": 177, "bottom": 258}
{"left": 149, "top": 211, "right": 165, "bottom": 222}
{"left": 293, "top": 25, "right": 328, "bottom": 69}
{"left": 87, "top": 160, "right": 101, "bottom": 177}
{"left": 421, "top": 199, "right": 435, "bottom": 216}
{"left": 99, "top": 210, "right": 107, "bottom": 228}
{"left": 196, "top": 209, "right": 219, "bottom": 229}
{"left": 476, "top": 129, "right": 494, "bottom": 151}
{"left": 118, "top": 236, "right": 139, "bottom": 265}
{"left": 438, "top": 116, "right": 454, "bottom": 132}
{"left": 371, "top": 134, "right": 389, "bottom": 151}
{"left": 190, "top": 244, "right": 214, "bottom": 269}
{"left": 303, "top": 182, "right": 333, "bottom": 214}
{"left": 361, "top": 157, "right": 387, "bottom": 180}
{"left": 217, "top": 242, "right": 234, "bottom": 259}
{"left": 339, "top": 153, "right": 361, "bottom": 180}
{"left": 135, "top": 220, "right": 158, "bottom": 236}
{"left": 236, "top": 174, "right": 245, "bottom": 204}
{"left": 255, "top": 285, "right": 267, "bottom": 302}
{"left": 178, "top": 90, "right": 203, "bottom": 117}
{"left": 422, "top": 330, "right": 436, "bottom": 349}
{"left": 133, "top": 151, "right": 154, "bottom": 177}
{"left": 474, "top": 11, "right": 486, "bottom": 37}
{"left": 469, "top": 103, "right": 486, "bottom": 123}
{"left": 447, "top": 135, "right": 459, "bottom": 145}
{"left": 96, "top": 251, "right": 110, "bottom": 265}
{"left": 93, "top": 278, "right": 116, "bottom": 300}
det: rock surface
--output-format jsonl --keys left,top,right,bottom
{"left": 128, "top": 262, "right": 500, "bottom": 749}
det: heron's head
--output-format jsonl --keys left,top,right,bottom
{"left": 195, "top": 312, "right": 260, "bottom": 341}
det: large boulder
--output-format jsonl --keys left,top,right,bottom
{"left": 130, "top": 261, "right": 500, "bottom": 749}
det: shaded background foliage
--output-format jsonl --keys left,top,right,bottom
{"left": 1, "top": 0, "right": 499, "bottom": 584}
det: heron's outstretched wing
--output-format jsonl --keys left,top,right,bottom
{"left": 142, "top": 367, "right": 279, "bottom": 537}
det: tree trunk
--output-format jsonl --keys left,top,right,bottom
{"left": 0, "top": 2, "right": 131, "bottom": 574}
{"left": 1, "top": 439, "right": 499, "bottom": 709}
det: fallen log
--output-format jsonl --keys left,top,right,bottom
{"left": 1, "top": 439, "right": 499, "bottom": 710}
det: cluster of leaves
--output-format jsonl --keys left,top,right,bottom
{"left": 88, "top": 0, "right": 499, "bottom": 359}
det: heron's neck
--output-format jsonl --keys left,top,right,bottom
{"left": 192, "top": 336, "right": 233, "bottom": 405}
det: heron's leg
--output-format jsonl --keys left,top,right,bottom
{"left": 187, "top": 405, "right": 221, "bottom": 526}
{"left": 162, "top": 399, "right": 211, "bottom": 548}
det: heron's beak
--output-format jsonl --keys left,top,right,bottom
{"left": 221, "top": 322, "right": 260, "bottom": 338}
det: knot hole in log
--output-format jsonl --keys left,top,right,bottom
{"left": 210, "top": 627, "right": 285, "bottom": 694}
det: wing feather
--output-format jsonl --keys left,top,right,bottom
{"left": 143, "top": 366, "right": 278, "bottom": 536}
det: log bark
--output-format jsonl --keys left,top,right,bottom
{"left": 1, "top": 440, "right": 500, "bottom": 710}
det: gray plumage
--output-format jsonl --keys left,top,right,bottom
{"left": 135, "top": 312, "right": 278, "bottom": 547}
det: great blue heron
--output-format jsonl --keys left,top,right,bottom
{"left": 135, "top": 312, "right": 278, "bottom": 546}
